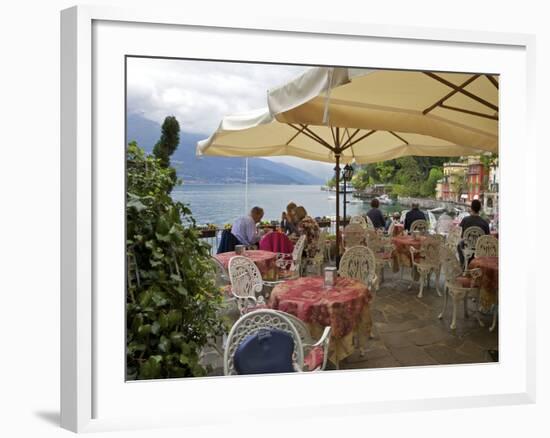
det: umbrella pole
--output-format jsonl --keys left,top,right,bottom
{"left": 335, "top": 152, "right": 341, "bottom": 268}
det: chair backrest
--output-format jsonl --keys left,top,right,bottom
{"left": 463, "top": 226, "right": 485, "bottom": 252}
{"left": 291, "top": 234, "right": 307, "bottom": 270}
{"left": 210, "top": 256, "right": 229, "bottom": 286}
{"left": 316, "top": 230, "right": 327, "bottom": 253}
{"left": 446, "top": 226, "right": 462, "bottom": 249}
{"left": 410, "top": 219, "right": 428, "bottom": 233}
{"left": 339, "top": 245, "right": 377, "bottom": 287}
{"left": 475, "top": 235, "right": 498, "bottom": 257}
{"left": 224, "top": 309, "right": 303, "bottom": 375}
{"left": 365, "top": 229, "right": 384, "bottom": 253}
{"left": 343, "top": 223, "right": 366, "bottom": 248}
{"left": 228, "top": 256, "right": 263, "bottom": 300}
{"left": 418, "top": 236, "right": 441, "bottom": 265}
{"left": 440, "top": 245, "right": 463, "bottom": 280}
{"left": 365, "top": 215, "right": 375, "bottom": 230}
{"left": 350, "top": 215, "right": 368, "bottom": 230}
{"left": 435, "top": 214, "right": 453, "bottom": 235}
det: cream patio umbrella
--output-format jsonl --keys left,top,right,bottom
{"left": 268, "top": 66, "right": 498, "bottom": 153}
{"left": 197, "top": 106, "right": 488, "bottom": 263}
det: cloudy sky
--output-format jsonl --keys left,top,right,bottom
{"left": 126, "top": 57, "right": 334, "bottom": 178}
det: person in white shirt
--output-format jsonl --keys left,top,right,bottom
{"left": 231, "top": 206, "right": 264, "bottom": 246}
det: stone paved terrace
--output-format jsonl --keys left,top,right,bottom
{"left": 202, "top": 267, "right": 498, "bottom": 375}
{"left": 334, "top": 270, "right": 498, "bottom": 371}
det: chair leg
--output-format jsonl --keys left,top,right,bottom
{"left": 435, "top": 267, "right": 442, "bottom": 296}
{"left": 489, "top": 305, "right": 498, "bottom": 332}
{"left": 417, "top": 271, "right": 426, "bottom": 298}
{"left": 450, "top": 292, "right": 459, "bottom": 330}
{"left": 438, "top": 286, "right": 448, "bottom": 319}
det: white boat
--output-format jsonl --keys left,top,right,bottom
{"left": 378, "top": 194, "right": 393, "bottom": 205}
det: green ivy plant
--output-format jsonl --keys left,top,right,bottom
{"left": 126, "top": 141, "right": 223, "bottom": 380}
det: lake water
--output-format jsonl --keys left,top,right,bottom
{"left": 171, "top": 184, "right": 402, "bottom": 226}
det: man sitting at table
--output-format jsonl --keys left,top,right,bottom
{"left": 457, "top": 199, "right": 490, "bottom": 266}
{"left": 404, "top": 202, "right": 426, "bottom": 231}
{"left": 366, "top": 198, "right": 386, "bottom": 229}
{"left": 231, "top": 206, "right": 265, "bottom": 247}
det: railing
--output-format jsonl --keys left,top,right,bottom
{"left": 196, "top": 219, "right": 344, "bottom": 255}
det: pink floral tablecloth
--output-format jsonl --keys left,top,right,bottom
{"left": 469, "top": 256, "right": 498, "bottom": 308}
{"left": 391, "top": 235, "right": 426, "bottom": 268}
{"left": 214, "top": 250, "right": 278, "bottom": 281}
{"left": 269, "top": 276, "right": 373, "bottom": 365}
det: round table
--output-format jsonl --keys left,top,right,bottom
{"left": 391, "top": 235, "right": 426, "bottom": 267}
{"left": 215, "top": 250, "right": 278, "bottom": 281}
{"left": 469, "top": 256, "right": 498, "bottom": 308}
{"left": 269, "top": 276, "right": 373, "bottom": 365}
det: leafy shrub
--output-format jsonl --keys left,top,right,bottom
{"left": 126, "top": 141, "right": 223, "bottom": 379}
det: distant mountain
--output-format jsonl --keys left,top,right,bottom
{"left": 126, "top": 113, "right": 324, "bottom": 185}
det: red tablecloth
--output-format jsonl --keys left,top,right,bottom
{"left": 391, "top": 235, "right": 426, "bottom": 269}
{"left": 215, "top": 250, "right": 278, "bottom": 281}
{"left": 469, "top": 256, "right": 498, "bottom": 308}
{"left": 269, "top": 276, "right": 373, "bottom": 365}
{"left": 259, "top": 231, "right": 294, "bottom": 254}
{"left": 391, "top": 223, "right": 404, "bottom": 236}
{"left": 269, "top": 276, "right": 371, "bottom": 338}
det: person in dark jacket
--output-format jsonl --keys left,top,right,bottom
{"left": 457, "top": 199, "right": 490, "bottom": 266}
{"left": 366, "top": 198, "right": 386, "bottom": 229}
{"left": 404, "top": 203, "right": 426, "bottom": 231}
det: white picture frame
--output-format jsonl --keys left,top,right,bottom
{"left": 60, "top": 4, "right": 536, "bottom": 433}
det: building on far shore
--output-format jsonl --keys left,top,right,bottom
{"left": 466, "top": 156, "right": 487, "bottom": 203}
{"left": 483, "top": 158, "right": 499, "bottom": 217}
{"left": 435, "top": 161, "right": 468, "bottom": 202}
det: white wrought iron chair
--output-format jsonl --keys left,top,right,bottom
{"left": 438, "top": 246, "right": 483, "bottom": 330}
{"left": 264, "top": 235, "right": 306, "bottom": 286}
{"left": 223, "top": 309, "right": 331, "bottom": 375}
{"left": 228, "top": 256, "right": 266, "bottom": 315}
{"left": 364, "top": 229, "right": 393, "bottom": 289}
{"left": 475, "top": 235, "right": 498, "bottom": 257}
{"left": 410, "top": 219, "right": 429, "bottom": 234}
{"left": 409, "top": 236, "right": 443, "bottom": 298}
{"left": 343, "top": 223, "right": 366, "bottom": 250}
{"left": 339, "top": 245, "right": 378, "bottom": 346}
{"left": 304, "top": 231, "right": 326, "bottom": 275}
{"left": 435, "top": 214, "right": 453, "bottom": 236}
{"left": 365, "top": 215, "right": 375, "bottom": 230}
{"left": 277, "top": 311, "right": 332, "bottom": 372}
{"left": 350, "top": 215, "right": 368, "bottom": 230}
{"left": 339, "top": 245, "right": 378, "bottom": 293}
{"left": 462, "top": 226, "right": 485, "bottom": 270}
{"left": 446, "top": 226, "right": 462, "bottom": 251}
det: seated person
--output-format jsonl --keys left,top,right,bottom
{"left": 294, "top": 206, "right": 320, "bottom": 258}
{"left": 366, "top": 198, "right": 386, "bottom": 229}
{"left": 280, "top": 202, "right": 299, "bottom": 235}
{"left": 231, "top": 206, "right": 264, "bottom": 247}
{"left": 457, "top": 199, "right": 490, "bottom": 266}
{"left": 404, "top": 202, "right": 426, "bottom": 232}
{"left": 386, "top": 212, "right": 402, "bottom": 234}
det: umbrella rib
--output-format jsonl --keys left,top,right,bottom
{"left": 439, "top": 103, "right": 498, "bottom": 120}
{"left": 422, "top": 74, "right": 481, "bottom": 115}
{"left": 340, "top": 128, "right": 361, "bottom": 149}
{"left": 341, "top": 129, "right": 377, "bottom": 150}
{"left": 423, "top": 72, "right": 498, "bottom": 112}
{"left": 289, "top": 123, "right": 335, "bottom": 152}
{"left": 285, "top": 124, "right": 307, "bottom": 145}
{"left": 389, "top": 131, "right": 409, "bottom": 145}
{"left": 485, "top": 74, "right": 499, "bottom": 89}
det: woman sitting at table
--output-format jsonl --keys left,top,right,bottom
{"left": 295, "top": 206, "right": 320, "bottom": 258}
{"left": 280, "top": 202, "right": 299, "bottom": 235}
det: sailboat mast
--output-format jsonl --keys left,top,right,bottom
{"left": 245, "top": 158, "right": 249, "bottom": 212}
